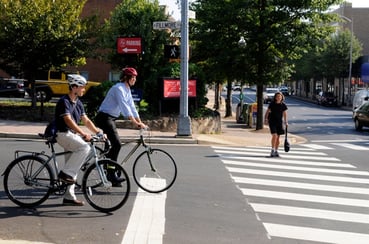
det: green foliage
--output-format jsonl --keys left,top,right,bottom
{"left": 97, "top": 0, "right": 170, "bottom": 115}
{"left": 293, "top": 28, "right": 363, "bottom": 81}
{"left": 83, "top": 81, "right": 114, "bottom": 118}
{"left": 191, "top": 0, "right": 344, "bottom": 129}
{"left": 98, "top": 0, "right": 209, "bottom": 116}
{"left": 0, "top": 0, "right": 92, "bottom": 76}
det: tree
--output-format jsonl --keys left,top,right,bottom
{"left": 0, "top": 0, "right": 95, "bottom": 107}
{"left": 292, "top": 28, "right": 362, "bottom": 99}
{"left": 191, "top": 0, "right": 344, "bottom": 129}
{"left": 97, "top": 0, "right": 171, "bottom": 115}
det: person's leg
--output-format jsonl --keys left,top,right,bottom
{"left": 275, "top": 123, "right": 285, "bottom": 154}
{"left": 56, "top": 132, "right": 90, "bottom": 205}
{"left": 269, "top": 123, "right": 278, "bottom": 156}
{"left": 95, "top": 113, "right": 121, "bottom": 161}
{"left": 95, "top": 114, "right": 124, "bottom": 185}
{"left": 56, "top": 132, "right": 91, "bottom": 179}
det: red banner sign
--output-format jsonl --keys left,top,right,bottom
{"left": 163, "top": 79, "right": 196, "bottom": 98}
{"left": 117, "top": 37, "right": 142, "bottom": 54}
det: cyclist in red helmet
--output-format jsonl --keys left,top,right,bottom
{"left": 95, "top": 67, "right": 146, "bottom": 185}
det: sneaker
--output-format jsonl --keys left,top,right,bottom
{"left": 58, "top": 171, "right": 76, "bottom": 184}
{"left": 107, "top": 170, "right": 125, "bottom": 187}
{"left": 274, "top": 151, "right": 280, "bottom": 157}
{"left": 62, "top": 198, "right": 85, "bottom": 206}
{"left": 270, "top": 150, "right": 275, "bottom": 157}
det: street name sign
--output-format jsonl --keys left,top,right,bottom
{"left": 153, "top": 21, "right": 181, "bottom": 30}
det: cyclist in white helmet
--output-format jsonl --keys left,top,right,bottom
{"left": 55, "top": 74, "right": 104, "bottom": 206}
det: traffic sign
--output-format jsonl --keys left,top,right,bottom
{"left": 116, "top": 37, "right": 142, "bottom": 54}
{"left": 164, "top": 45, "right": 180, "bottom": 59}
{"left": 153, "top": 21, "right": 181, "bottom": 30}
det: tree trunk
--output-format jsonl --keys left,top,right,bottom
{"left": 214, "top": 83, "right": 219, "bottom": 110}
{"left": 225, "top": 80, "right": 232, "bottom": 117}
{"left": 256, "top": 84, "right": 264, "bottom": 130}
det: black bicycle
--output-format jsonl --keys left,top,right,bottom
{"left": 117, "top": 128, "right": 177, "bottom": 193}
{"left": 2, "top": 133, "right": 130, "bottom": 213}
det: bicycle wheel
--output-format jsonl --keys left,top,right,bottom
{"left": 82, "top": 159, "right": 130, "bottom": 213}
{"left": 3, "top": 155, "right": 53, "bottom": 207}
{"left": 133, "top": 148, "right": 177, "bottom": 193}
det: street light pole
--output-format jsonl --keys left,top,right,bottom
{"left": 177, "top": 0, "right": 192, "bottom": 136}
{"left": 340, "top": 15, "right": 353, "bottom": 106}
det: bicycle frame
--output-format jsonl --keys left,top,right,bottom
{"left": 13, "top": 138, "right": 111, "bottom": 189}
{"left": 119, "top": 129, "right": 151, "bottom": 165}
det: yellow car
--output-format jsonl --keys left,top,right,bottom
{"left": 26, "top": 70, "right": 101, "bottom": 101}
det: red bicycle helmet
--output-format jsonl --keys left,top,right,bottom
{"left": 122, "top": 67, "right": 138, "bottom": 76}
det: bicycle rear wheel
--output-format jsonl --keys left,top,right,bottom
{"left": 133, "top": 149, "right": 177, "bottom": 193}
{"left": 3, "top": 155, "right": 53, "bottom": 207}
{"left": 82, "top": 159, "right": 130, "bottom": 213}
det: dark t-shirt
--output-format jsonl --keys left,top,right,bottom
{"left": 268, "top": 101, "right": 287, "bottom": 124}
{"left": 55, "top": 95, "right": 85, "bottom": 132}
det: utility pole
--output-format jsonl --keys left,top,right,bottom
{"left": 177, "top": 0, "right": 192, "bottom": 136}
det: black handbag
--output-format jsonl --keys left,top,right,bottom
{"left": 284, "top": 125, "right": 290, "bottom": 152}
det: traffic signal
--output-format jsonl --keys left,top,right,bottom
{"left": 164, "top": 45, "right": 180, "bottom": 59}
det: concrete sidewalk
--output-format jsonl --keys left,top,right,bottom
{"left": 0, "top": 89, "right": 307, "bottom": 146}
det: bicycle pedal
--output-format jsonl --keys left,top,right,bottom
{"left": 52, "top": 182, "right": 67, "bottom": 195}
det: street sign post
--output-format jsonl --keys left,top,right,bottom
{"left": 153, "top": 21, "right": 181, "bottom": 30}
{"left": 116, "top": 37, "right": 142, "bottom": 54}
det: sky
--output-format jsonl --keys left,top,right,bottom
{"left": 350, "top": 0, "right": 369, "bottom": 7}
{"left": 158, "top": 0, "right": 369, "bottom": 21}
{"left": 158, "top": 0, "right": 180, "bottom": 20}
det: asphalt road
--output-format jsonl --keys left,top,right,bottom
{"left": 2, "top": 95, "right": 369, "bottom": 243}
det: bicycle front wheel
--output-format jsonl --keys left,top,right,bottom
{"left": 3, "top": 155, "right": 53, "bottom": 207}
{"left": 133, "top": 149, "right": 177, "bottom": 193}
{"left": 82, "top": 159, "right": 130, "bottom": 213}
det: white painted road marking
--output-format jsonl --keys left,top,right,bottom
{"left": 122, "top": 178, "right": 166, "bottom": 244}
{"left": 264, "top": 223, "right": 369, "bottom": 244}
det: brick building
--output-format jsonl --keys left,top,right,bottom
{"left": 0, "top": 0, "right": 171, "bottom": 82}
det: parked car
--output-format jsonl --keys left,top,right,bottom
{"left": 0, "top": 78, "right": 26, "bottom": 98}
{"left": 279, "top": 86, "right": 289, "bottom": 96}
{"left": 316, "top": 91, "right": 337, "bottom": 106}
{"left": 232, "top": 85, "right": 241, "bottom": 91}
{"left": 352, "top": 89, "right": 369, "bottom": 111}
{"left": 352, "top": 101, "right": 369, "bottom": 131}
{"left": 263, "top": 87, "right": 280, "bottom": 104}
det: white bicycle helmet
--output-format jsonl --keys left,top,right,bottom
{"left": 68, "top": 74, "right": 87, "bottom": 87}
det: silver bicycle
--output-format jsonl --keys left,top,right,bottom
{"left": 2, "top": 133, "right": 130, "bottom": 213}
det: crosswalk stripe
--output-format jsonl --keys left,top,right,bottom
{"left": 221, "top": 155, "right": 354, "bottom": 168}
{"left": 331, "top": 143, "right": 369, "bottom": 150}
{"left": 216, "top": 150, "right": 339, "bottom": 161}
{"left": 240, "top": 188, "right": 369, "bottom": 208}
{"left": 213, "top": 147, "right": 325, "bottom": 155}
{"left": 224, "top": 160, "right": 369, "bottom": 176}
{"left": 301, "top": 144, "right": 333, "bottom": 150}
{"left": 233, "top": 177, "right": 369, "bottom": 195}
{"left": 122, "top": 178, "right": 166, "bottom": 244}
{"left": 251, "top": 203, "right": 369, "bottom": 224}
{"left": 213, "top": 145, "right": 315, "bottom": 151}
{"left": 312, "top": 139, "right": 369, "bottom": 143}
{"left": 227, "top": 167, "right": 369, "bottom": 184}
{"left": 219, "top": 145, "right": 369, "bottom": 243}
{"left": 263, "top": 223, "right": 369, "bottom": 244}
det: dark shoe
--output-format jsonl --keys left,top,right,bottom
{"left": 107, "top": 170, "right": 125, "bottom": 187}
{"left": 58, "top": 171, "right": 76, "bottom": 184}
{"left": 63, "top": 198, "right": 85, "bottom": 206}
